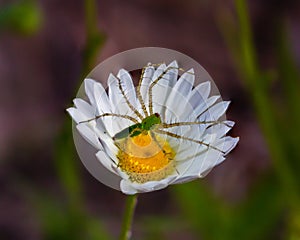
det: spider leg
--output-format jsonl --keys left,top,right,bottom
{"left": 149, "top": 131, "right": 165, "bottom": 153}
{"left": 148, "top": 64, "right": 195, "bottom": 115}
{"left": 150, "top": 130, "right": 180, "bottom": 176}
{"left": 114, "top": 136, "right": 130, "bottom": 160}
{"left": 78, "top": 113, "right": 139, "bottom": 124}
{"left": 115, "top": 74, "right": 144, "bottom": 121}
{"left": 154, "top": 129, "right": 225, "bottom": 154}
{"left": 137, "top": 65, "right": 150, "bottom": 117}
{"left": 161, "top": 120, "right": 232, "bottom": 129}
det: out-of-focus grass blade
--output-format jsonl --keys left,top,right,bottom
{"left": 85, "top": 218, "right": 111, "bottom": 240}
{"left": 232, "top": 0, "right": 299, "bottom": 202}
{"left": 219, "top": 1, "right": 300, "bottom": 238}
{"left": 48, "top": 119, "right": 111, "bottom": 239}
{"left": 81, "top": 0, "right": 106, "bottom": 79}
{"left": 172, "top": 182, "right": 227, "bottom": 240}
{"left": 49, "top": 0, "right": 107, "bottom": 238}
{"left": 274, "top": 20, "right": 300, "bottom": 238}
{"left": 275, "top": 21, "right": 300, "bottom": 126}
{"left": 139, "top": 215, "right": 192, "bottom": 240}
{"left": 275, "top": 21, "right": 300, "bottom": 188}
{"left": 173, "top": 174, "right": 282, "bottom": 240}
{"left": 32, "top": 0, "right": 109, "bottom": 238}
{"left": 226, "top": 173, "right": 282, "bottom": 240}
{"left": 33, "top": 193, "right": 85, "bottom": 240}
{"left": 0, "top": 0, "right": 42, "bottom": 35}
{"left": 54, "top": 119, "right": 83, "bottom": 208}
{"left": 33, "top": 191, "right": 110, "bottom": 240}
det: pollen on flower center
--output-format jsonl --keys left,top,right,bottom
{"left": 116, "top": 132, "right": 176, "bottom": 183}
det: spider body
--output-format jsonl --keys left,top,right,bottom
{"left": 113, "top": 113, "right": 161, "bottom": 139}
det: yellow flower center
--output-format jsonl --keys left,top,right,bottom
{"left": 116, "top": 132, "right": 176, "bottom": 183}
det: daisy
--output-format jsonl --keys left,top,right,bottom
{"left": 67, "top": 61, "right": 239, "bottom": 195}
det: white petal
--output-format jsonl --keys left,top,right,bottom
{"left": 107, "top": 73, "right": 133, "bottom": 132}
{"left": 163, "top": 68, "right": 196, "bottom": 122}
{"left": 94, "top": 80, "right": 111, "bottom": 114}
{"left": 171, "top": 175, "right": 198, "bottom": 184}
{"left": 212, "top": 101, "right": 230, "bottom": 119}
{"left": 188, "top": 81, "right": 211, "bottom": 109}
{"left": 175, "top": 68, "right": 195, "bottom": 96}
{"left": 67, "top": 107, "right": 90, "bottom": 123}
{"left": 150, "top": 62, "right": 179, "bottom": 115}
{"left": 197, "top": 149, "right": 223, "bottom": 177}
{"left": 173, "top": 155, "right": 226, "bottom": 184}
{"left": 173, "top": 131, "right": 228, "bottom": 183}
{"left": 175, "top": 140, "right": 207, "bottom": 162}
{"left": 73, "top": 98, "right": 95, "bottom": 118}
{"left": 140, "top": 65, "right": 155, "bottom": 107}
{"left": 174, "top": 148, "right": 222, "bottom": 183}
{"left": 84, "top": 78, "right": 96, "bottom": 105}
{"left": 164, "top": 89, "right": 196, "bottom": 123}
{"left": 172, "top": 141, "right": 207, "bottom": 184}
{"left": 196, "top": 81, "right": 211, "bottom": 100}
{"left": 199, "top": 155, "right": 226, "bottom": 178}
{"left": 165, "top": 60, "right": 179, "bottom": 86}
{"left": 117, "top": 69, "right": 140, "bottom": 114}
{"left": 108, "top": 73, "right": 124, "bottom": 112}
{"left": 76, "top": 123, "right": 103, "bottom": 150}
{"left": 152, "top": 63, "right": 167, "bottom": 81}
{"left": 204, "top": 120, "right": 234, "bottom": 138}
{"left": 120, "top": 175, "right": 177, "bottom": 194}
{"left": 215, "top": 156, "right": 226, "bottom": 166}
{"left": 223, "top": 120, "right": 235, "bottom": 128}
{"left": 92, "top": 82, "right": 115, "bottom": 135}
{"left": 200, "top": 101, "right": 230, "bottom": 122}
{"left": 214, "top": 136, "right": 239, "bottom": 155}
{"left": 141, "top": 64, "right": 167, "bottom": 113}
{"left": 194, "top": 95, "right": 220, "bottom": 119}
{"left": 149, "top": 64, "right": 168, "bottom": 115}
{"left": 173, "top": 157, "right": 196, "bottom": 177}
{"left": 95, "top": 120, "right": 119, "bottom": 161}
{"left": 130, "top": 175, "right": 177, "bottom": 193}
{"left": 120, "top": 180, "right": 138, "bottom": 195}
{"left": 96, "top": 150, "right": 118, "bottom": 174}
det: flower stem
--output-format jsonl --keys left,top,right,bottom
{"left": 119, "top": 194, "right": 138, "bottom": 240}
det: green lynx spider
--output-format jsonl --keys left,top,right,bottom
{"left": 79, "top": 63, "right": 229, "bottom": 154}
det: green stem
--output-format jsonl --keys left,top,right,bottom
{"left": 119, "top": 195, "right": 138, "bottom": 240}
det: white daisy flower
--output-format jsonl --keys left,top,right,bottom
{"left": 67, "top": 61, "right": 239, "bottom": 195}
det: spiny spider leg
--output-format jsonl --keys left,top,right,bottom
{"left": 149, "top": 131, "right": 164, "bottom": 153}
{"left": 115, "top": 75, "right": 144, "bottom": 121}
{"left": 114, "top": 137, "right": 129, "bottom": 159}
{"left": 78, "top": 113, "right": 139, "bottom": 124}
{"left": 149, "top": 130, "right": 180, "bottom": 175}
{"left": 148, "top": 64, "right": 195, "bottom": 115}
{"left": 147, "top": 63, "right": 194, "bottom": 74}
{"left": 154, "top": 129, "right": 225, "bottom": 154}
{"left": 160, "top": 120, "right": 232, "bottom": 129}
{"left": 136, "top": 65, "right": 151, "bottom": 117}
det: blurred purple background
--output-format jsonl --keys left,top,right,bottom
{"left": 1, "top": 0, "right": 300, "bottom": 239}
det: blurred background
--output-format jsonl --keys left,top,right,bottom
{"left": 1, "top": 0, "right": 300, "bottom": 239}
